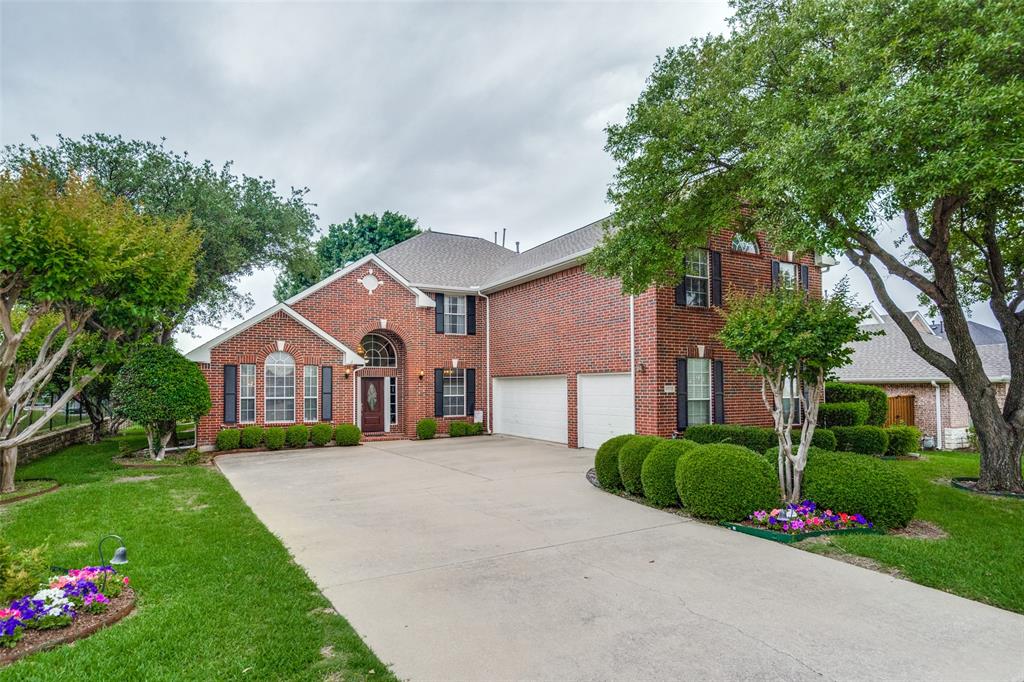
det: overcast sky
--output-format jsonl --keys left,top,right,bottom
{"left": 1, "top": 1, "right": 993, "bottom": 353}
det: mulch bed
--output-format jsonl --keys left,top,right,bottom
{"left": 0, "top": 587, "right": 136, "bottom": 667}
{"left": 951, "top": 477, "right": 1024, "bottom": 499}
{"left": 0, "top": 480, "right": 60, "bottom": 506}
{"left": 889, "top": 519, "right": 949, "bottom": 540}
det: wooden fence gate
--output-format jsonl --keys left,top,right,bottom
{"left": 886, "top": 395, "right": 915, "bottom": 427}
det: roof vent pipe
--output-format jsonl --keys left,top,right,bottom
{"left": 502, "top": 228, "right": 506, "bottom": 247}
{"left": 515, "top": 241, "right": 520, "bottom": 254}
{"left": 494, "top": 231, "right": 498, "bottom": 244}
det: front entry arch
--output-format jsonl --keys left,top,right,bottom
{"left": 356, "top": 330, "right": 405, "bottom": 434}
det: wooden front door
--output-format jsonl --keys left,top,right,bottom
{"left": 361, "top": 378, "right": 385, "bottom": 432}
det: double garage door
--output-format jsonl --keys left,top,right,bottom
{"left": 493, "top": 373, "right": 633, "bottom": 449}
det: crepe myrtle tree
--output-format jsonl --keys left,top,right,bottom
{"left": 0, "top": 163, "right": 198, "bottom": 492}
{"left": 717, "top": 281, "right": 872, "bottom": 503}
{"left": 589, "top": 0, "right": 1024, "bottom": 492}
{"left": 112, "top": 344, "right": 211, "bottom": 460}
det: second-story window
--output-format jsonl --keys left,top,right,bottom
{"left": 684, "top": 249, "right": 709, "bottom": 307}
{"left": 731, "top": 234, "right": 759, "bottom": 254}
{"left": 777, "top": 261, "right": 798, "bottom": 288}
{"left": 444, "top": 295, "right": 467, "bottom": 334}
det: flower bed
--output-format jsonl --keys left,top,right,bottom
{"left": 721, "top": 500, "right": 883, "bottom": 544}
{"left": 0, "top": 566, "right": 134, "bottom": 666}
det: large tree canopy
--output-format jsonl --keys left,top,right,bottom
{"left": 0, "top": 163, "right": 198, "bottom": 490}
{"left": 590, "top": 0, "right": 1024, "bottom": 492}
{"left": 2, "top": 133, "right": 318, "bottom": 338}
{"left": 274, "top": 211, "right": 420, "bottom": 301}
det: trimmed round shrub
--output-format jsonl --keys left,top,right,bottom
{"left": 818, "top": 401, "right": 869, "bottom": 427}
{"left": 832, "top": 426, "right": 890, "bottom": 456}
{"left": 240, "top": 426, "right": 265, "bottom": 448}
{"left": 641, "top": 439, "right": 697, "bottom": 506}
{"left": 885, "top": 425, "right": 921, "bottom": 456}
{"left": 265, "top": 427, "right": 286, "bottom": 450}
{"left": 778, "top": 427, "right": 837, "bottom": 451}
{"left": 803, "top": 451, "right": 918, "bottom": 528}
{"left": 595, "top": 434, "right": 636, "bottom": 490}
{"left": 285, "top": 424, "right": 309, "bottom": 449}
{"left": 449, "top": 422, "right": 468, "bottom": 437}
{"left": 310, "top": 423, "right": 333, "bottom": 447}
{"left": 825, "top": 382, "right": 888, "bottom": 426}
{"left": 215, "top": 429, "right": 240, "bottom": 451}
{"left": 335, "top": 423, "right": 362, "bottom": 446}
{"left": 684, "top": 424, "right": 776, "bottom": 453}
{"left": 618, "top": 436, "right": 663, "bottom": 495}
{"left": 675, "top": 444, "right": 778, "bottom": 521}
{"left": 417, "top": 418, "right": 437, "bottom": 440}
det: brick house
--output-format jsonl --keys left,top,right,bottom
{"left": 187, "top": 218, "right": 825, "bottom": 450}
{"left": 835, "top": 307, "right": 1011, "bottom": 449}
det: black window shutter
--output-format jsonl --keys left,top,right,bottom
{"left": 676, "top": 358, "right": 688, "bottom": 430}
{"left": 675, "top": 281, "right": 686, "bottom": 306}
{"left": 710, "top": 251, "right": 723, "bottom": 307}
{"left": 771, "top": 260, "right": 780, "bottom": 288}
{"left": 223, "top": 365, "right": 237, "bottom": 423}
{"left": 435, "top": 293, "right": 445, "bottom": 333}
{"left": 713, "top": 360, "right": 725, "bottom": 424}
{"left": 800, "top": 264, "right": 810, "bottom": 291}
{"left": 434, "top": 368, "right": 444, "bottom": 417}
{"left": 467, "top": 295, "right": 477, "bottom": 335}
{"left": 321, "top": 366, "right": 333, "bottom": 421}
{"left": 466, "top": 368, "right": 476, "bottom": 415}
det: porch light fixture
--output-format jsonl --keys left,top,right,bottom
{"left": 418, "top": 370, "right": 424, "bottom": 380}
{"left": 452, "top": 358, "right": 459, "bottom": 369}
{"left": 344, "top": 368, "right": 351, "bottom": 378}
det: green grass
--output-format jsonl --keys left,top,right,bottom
{"left": 0, "top": 434, "right": 394, "bottom": 681}
{"left": 802, "top": 451, "right": 1024, "bottom": 614}
{"left": 0, "top": 478, "right": 56, "bottom": 503}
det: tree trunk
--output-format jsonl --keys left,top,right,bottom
{"left": 971, "top": 401, "right": 1024, "bottom": 493}
{"left": 1, "top": 446, "right": 17, "bottom": 494}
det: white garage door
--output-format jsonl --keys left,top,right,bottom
{"left": 493, "top": 376, "right": 568, "bottom": 444}
{"left": 577, "top": 373, "right": 634, "bottom": 450}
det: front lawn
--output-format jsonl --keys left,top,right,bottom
{"left": 0, "top": 434, "right": 394, "bottom": 680}
{"left": 802, "top": 451, "right": 1024, "bottom": 614}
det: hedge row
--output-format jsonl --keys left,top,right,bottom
{"left": 684, "top": 424, "right": 837, "bottom": 452}
{"left": 825, "top": 382, "right": 888, "bottom": 426}
{"left": 449, "top": 422, "right": 485, "bottom": 437}
{"left": 832, "top": 426, "right": 889, "bottom": 455}
{"left": 885, "top": 425, "right": 922, "bottom": 456}
{"left": 216, "top": 424, "right": 362, "bottom": 450}
{"left": 818, "top": 401, "right": 870, "bottom": 427}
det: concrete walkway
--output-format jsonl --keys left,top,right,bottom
{"left": 218, "top": 436, "right": 1024, "bottom": 681}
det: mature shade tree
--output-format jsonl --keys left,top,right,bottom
{"left": 274, "top": 211, "right": 420, "bottom": 300}
{"left": 589, "top": 0, "right": 1024, "bottom": 492}
{"left": 0, "top": 164, "right": 198, "bottom": 491}
{"left": 718, "top": 281, "right": 872, "bottom": 502}
{"left": 3, "top": 133, "right": 318, "bottom": 340}
{"left": 111, "top": 345, "right": 211, "bottom": 460}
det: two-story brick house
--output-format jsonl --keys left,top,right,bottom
{"left": 188, "top": 218, "right": 823, "bottom": 450}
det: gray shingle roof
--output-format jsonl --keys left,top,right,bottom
{"left": 374, "top": 218, "right": 610, "bottom": 291}
{"left": 835, "top": 322, "right": 1010, "bottom": 383}
{"left": 932, "top": 320, "right": 1007, "bottom": 346}
{"left": 376, "top": 231, "right": 515, "bottom": 289}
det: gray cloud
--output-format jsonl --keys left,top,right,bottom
{"left": 1, "top": 1, "right": 993, "bottom": 352}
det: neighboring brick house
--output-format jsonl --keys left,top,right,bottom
{"left": 835, "top": 307, "right": 1011, "bottom": 449}
{"left": 187, "top": 218, "right": 825, "bottom": 450}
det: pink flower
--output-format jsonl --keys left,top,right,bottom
{"left": 122, "top": 577, "right": 130, "bottom": 585}
{"left": 0, "top": 608, "right": 21, "bottom": 620}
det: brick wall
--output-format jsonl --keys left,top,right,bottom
{"left": 16, "top": 422, "right": 100, "bottom": 464}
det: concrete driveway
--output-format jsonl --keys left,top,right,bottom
{"left": 218, "top": 436, "right": 1024, "bottom": 681}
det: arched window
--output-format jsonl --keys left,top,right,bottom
{"left": 359, "top": 334, "right": 397, "bottom": 367}
{"left": 731, "top": 234, "right": 759, "bottom": 254}
{"left": 265, "top": 351, "right": 295, "bottom": 422}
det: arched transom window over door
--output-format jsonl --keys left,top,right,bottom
{"left": 265, "top": 351, "right": 295, "bottom": 422}
{"left": 360, "top": 334, "right": 397, "bottom": 367}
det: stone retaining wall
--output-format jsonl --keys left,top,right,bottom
{"left": 15, "top": 422, "right": 101, "bottom": 464}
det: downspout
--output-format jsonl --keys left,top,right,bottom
{"left": 474, "top": 289, "right": 492, "bottom": 434}
{"left": 629, "top": 295, "right": 636, "bottom": 434}
{"left": 931, "top": 380, "right": 943, "bottom": 450}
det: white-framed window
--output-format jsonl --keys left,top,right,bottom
{"left": 684, "top": 249, "right": 709, "bottom": 307}
{"left": 687, "top": 358, "right": 711, "bottom": 425}
{"left": 731, "top": 234, "right": 759, "bottom": 254}
{"left": 304, "top": 365, "right": 318, "bottom": 422}
{"left": 777, "top": 261, "right": 798, "bottom": 288}
{"left": 264, "top": 351, "right": 295, "bottom": 423}
{"left": 389, "top": 377, "right": 398, "bottom": 425}
{"left": 442, "top": 368, "right": 466, "bottom": 417}
{"left": 444, "top": 295, "right": 467, "bottom": 335}
{"left": 781, "top": 375, "right": 801, "bottom": 424}
{"left": 360, "top": 334, "right": 397, "bottom": 367}
{"left": 240, "top": 364, "right": 256, "bottom": 423}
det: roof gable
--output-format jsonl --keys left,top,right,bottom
{"left": 185, "top": 303, "right": 365, "bottom": 365}
{"left": 285, "top": 254, "right": 435, "bottom": 307}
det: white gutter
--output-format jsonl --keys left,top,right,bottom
{"left": 629, "top": 294, "right": 636, "bottom": 434}
{"left": 931, "top": 380, "right": 944, "bottom": 450}
{"left": 473, "top": 288, "right": 492, "bottom": 434}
